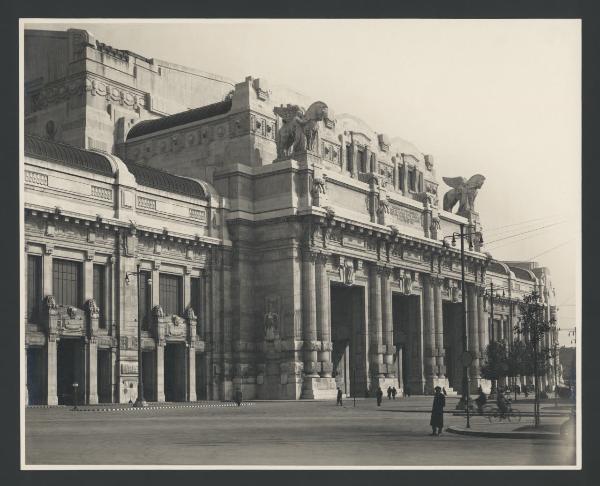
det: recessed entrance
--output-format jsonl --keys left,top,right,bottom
{"left": 57, "top": 338, "right": 85, "bottom": 405}
{"left": 330, "top": 283, "right": 366, "bottom": 397}
{"left": 196, "top": 353, "right": 207, "bottom": 400}
{"left": 97, "top": 349, "right": 112, "bottom": 403}
{"left": 392, "top": 293, "right": 423, "bottom": 395}
{"left": 443, "top": 302, "right": 463, "bottom": 393}
{"left": 164, "top": 342, "right": 187, "bottom": 402}
{"left": 26, "top": 347, "right": 45, "bottom": 405}
{"left": 142, "top": 350, "right": 156, "bottom": 402}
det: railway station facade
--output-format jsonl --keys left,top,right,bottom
{"left": 23, "top": 28, "right": 560, "bottom": 404}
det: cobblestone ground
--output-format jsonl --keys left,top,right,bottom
{"left": 24, "top": 396, "right": 577, "bottom": 467}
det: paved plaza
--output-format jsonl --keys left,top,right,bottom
{"left": 25, "top": 396, "right": 576, "bottom": 467}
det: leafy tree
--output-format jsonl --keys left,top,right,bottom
{"left": 515, "top": 290, "right": 553, "bottom": 427}
{"left": 480, "top": 340, "right": 509, "bottom": 394}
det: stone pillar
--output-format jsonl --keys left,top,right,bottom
{"left": 467, "top": 284, "right": 480, "bottom": 385}
{"left": 156, "top": 341, "right": 165, "bottom": 402}
{"left": 86, "top": 337, "right": 99, "bottom": 404}
{"left": 369, "top": 265, "right": 385, "bottom": 383}
{"left": 499, "top": 316, "right": 505, "bottom": 342}
{"left": 315, "top": 254, "right": 332, "bottom": 378}
{"left": 397, "top": 346, "right": 404, "bottom": 390}
{"left": 381, "top": 268, "right": 395, "bottom": 377}
{"left": 42, "top": 248, "right": 53, "bottom": 298}
{"left": 46, "top": 335, "right": 58, "bottom": 405}
{"left": 477, "top": 287, "right": 488, "bottom": 353}
{"left": 84, "top": 257, "right": 94, "bottom": 302}
{"left": 433, "top": 276, "right": 445, "bottom": 379}
{"left": 188, "top": 342, "right": 197, "bottom": 402}
{"left": 350, "top": 144, "right": 358, "bottom": 178}
{"left": 422, "top": 274, "right": 436, "bottom": 392}
{"left": 152, "top": 266, "right": 160, "bottom": 308}
{"left": 302, "top": 251, "right": 318, "bottom": 378}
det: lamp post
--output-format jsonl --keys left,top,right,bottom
{"left": 72, "top": 382, "right": 79, "bottom": 411}
{"left": 442, "top": 223, "right": 483, "bottom": 429}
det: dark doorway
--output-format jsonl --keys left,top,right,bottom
{"left": 57, "top": 338, "right": 85, "bottom": 405}
{"left": 443, "top": 302, "right": 463, "bottom": 393}
{"left": 196, "top": 353, "right": 207, "bottom": 400}
{"left": 142, "top": 350, "right": 156, "bottom": 402}
{"left": 164, "top": 343, "right": 187, "bottom": 402}
{"left": 393, "top": 293, "right": 423, "bottom": 395}
{"left": 330, "top": 283, "right": 365, "bottom": 397}
{"left": 97, "top": 349, "right": 112, "bottom": 403}
{"left": 27, "top": 347, "right": 45, "bottom": 405}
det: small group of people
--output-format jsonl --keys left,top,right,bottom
{"left": 386, "top": 386, "right": 398, "bottom": 400}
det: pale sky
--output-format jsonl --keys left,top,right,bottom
{"left": 25, "top": 20, "right": 581, "bottom": 346}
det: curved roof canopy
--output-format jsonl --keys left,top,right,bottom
{"left": 510, "top": 266, "right": 535, "bottom": 282}
{"left": 25, "top": 135, "right": 114, "bottom": 177}
{"left": 124, "top": 162, "right": 207, "bottom": 199}
{"left": 127, "top": 99, "right": 232, "bottom": 139}
{"left": 487, "top": 261, "right": 508, "bottom": 275}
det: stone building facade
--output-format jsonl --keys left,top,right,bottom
{"left": 24, "top": 28, "right": 560, "bottom": 404}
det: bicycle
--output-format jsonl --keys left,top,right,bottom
{"left": 486, "top": 405, "right": 522, "bottom": 423}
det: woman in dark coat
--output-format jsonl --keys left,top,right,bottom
{"left": 430, "top": 386, "right": 446, "bottom": 436}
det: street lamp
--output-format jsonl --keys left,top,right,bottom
{"left": 442, "top": 223, "right": 483, "bottom": 429}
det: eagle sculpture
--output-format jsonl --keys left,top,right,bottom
{"left": 442, "top": 174, "right": 485, "bottom": 217}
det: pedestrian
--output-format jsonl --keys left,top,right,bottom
{"left": 430, "top": 386, "right": 445, "bottom": 436}
{"left": 392, "top": 387, "right": 397, "bottom": 400}
{"left": 336, "top": 387, "right": 343, "bottom": 407}
{"left": 376, "top": 386, "right": 383, "bottom": 406}
{"left": 387, "top": 386, "right": 392, "bottom": 400}
{"left": 404, "top": 385, "right": 411, "bottom": 398}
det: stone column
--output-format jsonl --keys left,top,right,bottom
{"left": 152, "top": 265, "right": 160, "bottom": 309}
{"left": 302, "top": 251, "right": 318, "bottom": 378}
{"left": 369, "top": 265, "right": 385, "bottom": 382}
{"left": 467, "top": 283, "right": 480, "bottom": 382}
{"left": 42, "top": 247, "right": 53, "bottom": 298}
{"left": 86, "top": 337, "right": 99, "bottom": 404}
{"left": 477, "top": 287, "right": 488, "bottom": 353}
{"left": 188, "top": 342, "right": 197, "bottom": 402}
{"left": 422, "top": 274, "right": 436, "bottom": 392}
{"left": 381, "top": 267, "right": 395, "bottom": 377}
{"left": 156, "top": 340, "right": 165, "bottom": 402}
{"left": 315, "top": 254, "right": 332, "bottom": 378}
{"left": 351, "top": 144, "right": 358, "bottom": 178}
{"left": 397, "top": 346, "right": 404, "bottom": 390}
{"left": 84, "top": 257, "right": 94, "bottom": 303}
{"left": 433, "top": 276, "right": 445, "bottom": 379}
{"left": 498, "top": 316, "right": 505, "bottom": 342}
{"left": 46, "top": 335, "right": 58, "bottom": 405}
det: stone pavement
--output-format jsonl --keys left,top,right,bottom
{"left": 25, "top": 395, "right": 577, "bottom": 466}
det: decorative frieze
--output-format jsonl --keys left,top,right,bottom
{"left": 25, "top": 170, "right": 48, "bottom": 186}
{"left": 91, "top": 185, "right": 113, "bottom": 201}
{"left": 387, "top": 203, "right": 423, "bottom": 228}
{"left": 137, "top": 196, "right": 157, "bottom": 211}
{"left": 189, "top": 207, "right": 207, "bottom": 222}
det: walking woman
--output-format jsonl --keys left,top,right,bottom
{"left": 430, "top": 386, "right": 446, "bottom": 436}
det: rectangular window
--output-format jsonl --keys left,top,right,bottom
{"left": 399, "top": 165, "right": 405, "bottom": 190}
{"left": 138, "top": 270, "right": 152, "bottom": 331}
{"left": 27, "top": 255, "right": 42, "bottom": 323}
{"left": 345, "top": 144, "right": 353, "bottom": 173}
{"left": 52, "top": 259, "right": 82, "bottom": 308}
{"left": 159, "top": 273, "right": 182, "bottom": 317}
{"left": 408, "top": 169, "right": 416, "bottom": 192}
{"left": 93, "top": 264, "right": 106, "bottom": 328}
{"left": 418, "top": 172, "right": 423, "bottom": 192}
{"left": 190, "top": 277, "right": 201, "bottom": 318}
{"left": 357, "top": 148, "right": 366, "bottom": 172}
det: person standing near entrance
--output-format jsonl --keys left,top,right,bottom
{"left": 376, "top": 386, "right": 383, "bottom": 406}
{"left": 392, "top": 387, "right": 397, "bottom": 400}
{"left": 387, "top": 386, "right": 392, "bottom": 400}
{"left": 336, "top": 387, "right": 343, "bottom": 406}
{"left": 430, "top": 386, "right": 446, "bottom": 436}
